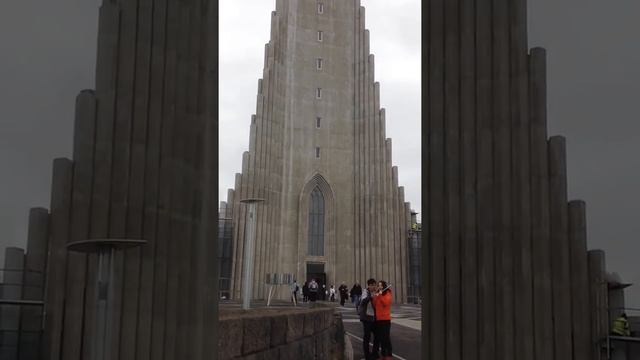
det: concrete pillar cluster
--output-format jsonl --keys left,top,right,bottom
{"left": 12, "top": 0, "right": 218, "bottom": 359}
{"left": 424, "top": 0, "right": 610, "bottom": 359}
{"left": 0, "top": 208, "right": 49, "bottom": 360}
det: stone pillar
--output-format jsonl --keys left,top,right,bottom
{"left": 62, "top": 89, "right": 96, "bottom": 359}
{"left": 548, "top": 136, "right": 573, "bottom": 360}
{"left": 427, "top": 0, "right": 445, "bottom": 356}
{"left": 476, "top": 0, "right": 496, "bottom": 357}
{"left": 22, "top": 209, "right": 49, "bottom": 300}
{"left": 510, "top": 0, "right": 534, "bottom": 357}
{"left": 493, "top": 0, "right": 514, "bottom": 357}
{"left": 529, "top": 46, "right": 554, "bottom": 360}
{"left": 569, "top": 200, "right": 592, "bottom": 360}
{"left": 19, "top": 208, "right": 49, "bottom": 360}
{"left": 0, "top": 247, "right": 25, "bottom": 360}
{"left": 458, "top": 0, "right": 479, "bottom": 358}
{"left": 391, "top": 167, "right": 402, "bottom": 304}
{"left": 444, "top": 0, "right": 461, "bottom": 357}
{"left": 43, "top": 158, "right": 73, "bottom": 360}
{"left": 589, "top": 250, "right": 607, "bottom": 360}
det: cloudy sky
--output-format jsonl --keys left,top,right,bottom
{"left": 0, "top": 0, "right": 638, "bottom": 306}
{"left": 219, "top": 0, "right": 422, "bottom": 220}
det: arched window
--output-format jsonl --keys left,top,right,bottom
{"left": 308, "top": 187, "right": 325, "bottom": 256}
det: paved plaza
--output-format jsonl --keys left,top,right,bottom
{"left": 335, "top": 302, "right": 422, "bottom": 360}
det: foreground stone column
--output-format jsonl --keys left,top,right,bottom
{"left": 548, "top": 136, "right": 573, "bottom": 360}
{"left": 529, "top": 46, "right": 555, "bottom": 360}
{"left": 589, "top": 250, "right": 608, "bottom": 360}
{"left": 0, "top": 247, "right": 25, "bottom": 360}
{"left": 569, "top": 200, "right": 592, "bottom": 360}
{"left": 43, "top": 158, "right": 73, "bottom": 360}
{"left": 19, "top": 208, "right": 49, "bottom": 360}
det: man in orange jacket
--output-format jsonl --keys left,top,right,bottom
{"left": 371, "top": 280, "right": 393, "bottom": 360}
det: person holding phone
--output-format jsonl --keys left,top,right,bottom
{"left": 371, "top": 280, "right": 393, "bottom": 359}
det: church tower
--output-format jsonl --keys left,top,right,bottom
{"left": 223, "top": 0, "right": 412, "bottom": 303}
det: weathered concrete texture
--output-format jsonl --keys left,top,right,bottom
{"left": 225, "top": 0, "right": 411, "bottom": 304}
{"left": 424, "top": 0, "right": 606, "bottom": 359}
{"left": 218, "top": 307, "right": 344, "bottom": 360}
{"left": 32, "top": 0, "right": 218, "bottom": 359}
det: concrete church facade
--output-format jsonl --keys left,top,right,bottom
{"left": 221, "top": 0, "right": 413, "bottom": 303}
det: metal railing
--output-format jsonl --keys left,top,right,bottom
{"left": 603, "top": 307, "right": 640, "bottom": 359}
{"left": 0, "top": 268, "right": 45, "bottom": 358}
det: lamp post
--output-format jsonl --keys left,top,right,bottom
{"left": 67, "top": 238, "right": 146, "bottom": 360}
{"left": 240, "top": 198, "right": 264, "bottom": 310}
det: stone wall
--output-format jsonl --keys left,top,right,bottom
{"left": 218, "top": 307, "right": 345, "bottom": 360}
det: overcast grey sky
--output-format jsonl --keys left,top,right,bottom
{"left": 219, "top": 0, "right": 422, "bottom": 220}
{"left": 0, "top": 0, "right": 638, "bottom": 306}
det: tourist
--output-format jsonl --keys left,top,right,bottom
{"left": 308, "top": 278, "right": 319, "bottom": 302}
{"left": 302, "top": 281, "right": 309, "bottom": 302}
{"left": 290, "top": 280, "right": 299, "bottom": 304}
{"left": 321, "top": 284, "right": 327, "bottom": 301}
{"left": 351, "top": 282, "right": 362, "bottom": 305}
{"left": 338, "top": 283, "right": 349, "bottom": 306}
{"left": 372, "top": 280, "right": 393, "bottom": 359}
{"left": 329, "top": 285, "right": 336, "bottom": 302}
{"left": 358, "top": 278, "right": 380, "bottom": 360}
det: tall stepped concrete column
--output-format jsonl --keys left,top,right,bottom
{"left": 0, "top": 247, "right": 25, "bottom": 360}
{"left": 43, "top": 158, "right": 73, "bottom": 360}
{"left": 569, "top": 200, "right": 592, "bottom": 360}
{"left": 476, "top": 0, "right": 497, "bottom": 357}
{"left": 511, "top": 0, "right": 534, "bottom": 357}
{"left": 589, "top": 249, "right": 608, "bottom": 360}
{"left": 426, "top": 0, "right": 446, "bottom": 357}
{"left": 548, "top": 135, "right": 573, "bottom": 360}
{"left": 19, "top": 208, "right": 49, "bottom": 360}
{"left": 529, "top": 46, "right": 555, "bottom": 360}
{"left": 459, "top": 0, "right": 478, "bottom": 357}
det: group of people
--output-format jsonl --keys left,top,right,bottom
{"left": 289, "top": 277, "right": 394, "bottom": 359}
{"left": 290, "top": 278, "right": 332, "bottom": 303}
{"left": 357, "top": 278, "right": 393, "bottom": 360}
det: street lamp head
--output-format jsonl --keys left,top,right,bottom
{"left": 240, "top": 198, "right": 265, "bottom": 204}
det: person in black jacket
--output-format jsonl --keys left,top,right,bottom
{"left": 351, "top": 282, "right": 363, "bottom": 305}
{"left": 302, "top": 282, "right": 309, "bottom": 302}
{"left": 338, "top": 283, "right": 349, "bottom": 306}
{"left": 357, "top": 278, "right": 380, "bottom": 360}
